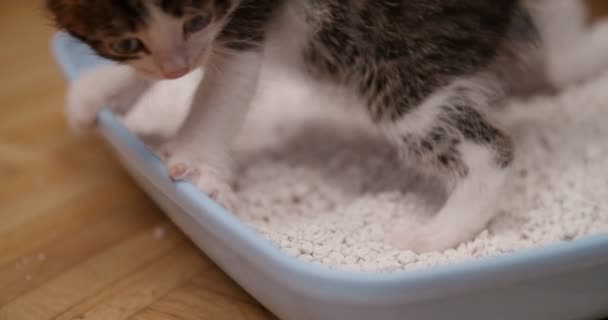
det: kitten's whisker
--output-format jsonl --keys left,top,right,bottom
{"left": 206, "top": 56, "right": 224, "bottom": 76}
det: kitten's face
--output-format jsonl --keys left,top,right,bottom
{"left": 47, "top": 0, "right": 235, "bottom": 79}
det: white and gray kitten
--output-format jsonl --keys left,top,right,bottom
{"left": 48, "top": 0, "right": 608, "bottom": 252}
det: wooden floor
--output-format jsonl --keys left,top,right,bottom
{"left": 0, "top": 2, "right": 606, "bottom": 320}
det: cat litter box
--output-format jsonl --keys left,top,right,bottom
{"left": 51, "top": 32, "right": 608, "bottom": 320}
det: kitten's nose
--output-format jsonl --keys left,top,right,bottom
{"left": 155, "top": 54, "right": 190, "bottom": 79}
{"left": 163, "top": 68, "right": 189, "bottom": 79}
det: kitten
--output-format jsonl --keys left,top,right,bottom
{"left": 47, "top": 0, "right": 608, "bottom": 252}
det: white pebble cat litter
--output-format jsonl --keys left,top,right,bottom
{"left": 128, "top": 68, "right": 608, "bottom": 273}
{"left": 224, "top": 69, "right": 608, "bottom": 273}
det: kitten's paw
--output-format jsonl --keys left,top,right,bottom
{"left": 66, "top": 67, "right": 121, "bottom": 133}
{"left": 193, "top": 166, "right": 239, "bottom": 213}
{"left": 65, "top": 65, "right": 140, "bottom": 133}
{"left": 389, "top": 227, "right": 458, "bottom": 254}
{"left": 66, "top": 80, "right": 106, "bottom": 132}
{"left": 157, "top": 143, "right": 199, "bottom": 179}
{"left": 158, "top": 144, "right": 238, "bottom": 212}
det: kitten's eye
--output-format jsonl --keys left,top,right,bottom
{"left": 111, "top": 38, "right": 142, "bottom": 55}
{"left": 183, "top": 15, "right": 210, "bottom": 35}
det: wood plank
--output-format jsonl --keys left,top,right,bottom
{"left": 189, "top": 265, "right": 260, "bottom": 305}
{"left": 0, "top": 225, "right": 185, "bottom": 320}
{"left": 54, "top": 243, "right": 209, "bottom": 320}
{"left": 129, "top": 282, "right": 276, "bottom": 320}
{"left": 0, "top": 180, "right": 146, "bottom": 266}
{"left": 588, "top": 0, "right": 608, "bottom": 21}
{"left": 0, "top": 198, "right": 164, "bottom": 305}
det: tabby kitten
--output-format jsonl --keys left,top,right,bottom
{"left": 47, "top": 0, "right": 608, "bottom": 252}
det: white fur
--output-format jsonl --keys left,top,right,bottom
{"left": 66, "top": 64, "right": 148, "bottom": 132}
{"left": 157, "top": 51, "right": 263, "bottom": 210}
{"left": 263, "top": 2, "right": 318, "bottom": 72}
{"left": 379, "top": 78, "right": 507, "bottom": 252}
{"left": 122, "top": 69, "right": 203, "bottom": 139}
{"left": 525, "top": 0, "right": 608, "bottom": 87}
{"left": 392, "top": 143, "right": 511, "bottom": 252}
{"left": 136, "top": 5, "right": 190, "bottom": 78}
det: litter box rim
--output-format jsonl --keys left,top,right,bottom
{"left": 52, "top": 31, "right": 608, "bottom": 305}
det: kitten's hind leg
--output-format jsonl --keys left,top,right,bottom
{"left": 382, "top": 86, "right": 514, "bottom": 253}
{"left": 393, "top": 141, "right": 512, "bottom": 253}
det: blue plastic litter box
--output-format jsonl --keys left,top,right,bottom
{"left": 51, "top": 32, "right": 608, "bottom": 320}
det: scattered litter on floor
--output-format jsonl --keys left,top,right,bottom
{"left": 153, "top": 226, "right": 166, "bottom": 240}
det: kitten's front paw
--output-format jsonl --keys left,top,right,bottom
{"left": 193, "top": 166, "right": 239, "bottom": 213}
{"left": 66, "top": 80, "right": 105, "bottom": 132}
{"left": 158, "top": 144, "right": 238, "bottom": 212}
{"left": 66, "top": 67, "right": 123, "bottom": 132}
{"left": 65, "top": 64, "right": 139, "bottom": 133}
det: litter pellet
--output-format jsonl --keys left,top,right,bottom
{"left": 153, "top": 226, "right": 166, "bottom": 240}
